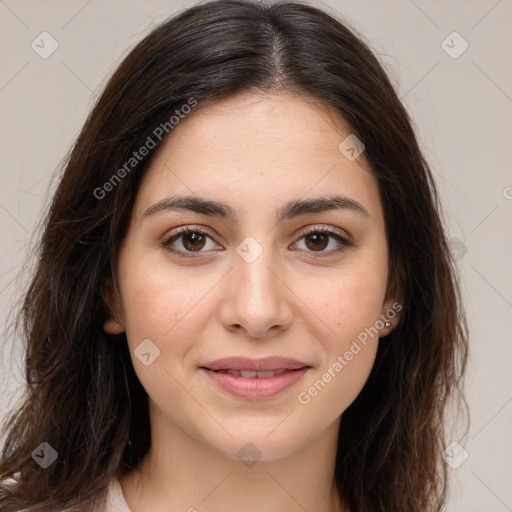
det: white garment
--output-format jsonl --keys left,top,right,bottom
{"left": 18, "top": 478, "right": 131, "bottom": 512}
{"left": 105, "top": 478, "right": 131, "bottom": 511}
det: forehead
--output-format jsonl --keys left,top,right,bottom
{"left": 167, "top": 92, "right": 352, "bottom": 152}
{"left": 135, "top": 92, "right": 382, "bottom": 222}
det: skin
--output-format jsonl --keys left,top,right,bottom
{"left": 104, "top": 91, "right": 400, "bottom": 512}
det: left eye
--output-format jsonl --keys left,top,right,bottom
{"left": 292, "top": 229, "right": 353, "bottom": 255}
{"left": 162, "top": 227, "right": 352, "bottom": 258}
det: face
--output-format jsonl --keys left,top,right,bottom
{"left": 105, "top": 92, "right": 398, "bottom": 462}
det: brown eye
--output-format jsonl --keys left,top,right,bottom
{"left": 304, "top": 233, "right": 329, "bottom": 251}
{"left": 162, "top": 227, "right": 219, "bottom": 258}
{"left": 293, "top": 228, "right": 354, "bottom": 256}
{"left": 182, "top": 232, "right": 206, "bottom": 251}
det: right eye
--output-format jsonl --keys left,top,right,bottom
{"left": 161, "top": 226, "right": 221, "bottom": 258}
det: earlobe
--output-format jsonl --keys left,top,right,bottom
{"left": 103, "top": 315, "right": 125, "bottom": 334}
{"left": 379, "top": 297, "right": 402, "bottom": 337}
{"left": 379, "top": 317, "right": 395, "bottom": 338}
{"left": 379, "top": 261, "right": 404, "bottom": 337}
{"left": 101, "top": 277, "right": 125, "bottom": 334}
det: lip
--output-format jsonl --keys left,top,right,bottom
{"left": 201, "top": 367, "right": 310, "bottom": 400}
{"left": 200, "top": 356, "right": 309, "bottom": 372}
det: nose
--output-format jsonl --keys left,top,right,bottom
{"left": 218, "top": 247, "right": 293, "bottom": 339}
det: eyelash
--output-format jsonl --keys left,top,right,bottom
{"left": 161, "top": 225, "right": 354, "bottom": 259}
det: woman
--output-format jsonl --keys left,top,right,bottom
{"left": 0, "top": 0, "right": 468, "bottom": 510}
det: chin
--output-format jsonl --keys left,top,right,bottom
{"left": 201, "top": 425, "right": 312, "bottom": 465}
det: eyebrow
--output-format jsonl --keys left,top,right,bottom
{"left": 142, "top": 194, "right": 369, "bottom": 222}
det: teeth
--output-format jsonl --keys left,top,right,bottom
{"left": 256, "top": 371, "right": 275, "bottom": 378}
{"left": 217, "top": 369, "right": 290, "bottom": 378}
{"left": 240, "top": 370, "right": 258, "bottom": 378}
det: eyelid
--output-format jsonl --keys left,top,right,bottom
{"left": 299, "top": 224, "right": 352, "bottom": 242}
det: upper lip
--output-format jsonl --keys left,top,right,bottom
{"left": 201, "top": 357, "right": 310, "bottom": 372}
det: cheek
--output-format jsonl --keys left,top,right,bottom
{"left": 293, "top": 261, "right": 386, "bottom": 414}
{"left": 119, "top": 257, "right": 209, "bottom": 340}
{"left": 328, "top": 271, "right": 386, "bottom": 379}
{"left": 297, "top": 283, "right": 382, "bottom": 421}
{"left": 296, "top": 260, "right": 388, "bottom": 344}
{"left": 116, "top": 261, "right": 211, "bottom": 408}
{"left": 117, "top": 254, "right": 224, "bottom": 388}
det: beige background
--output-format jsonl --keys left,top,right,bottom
{"left": 1, "top": 0, "right": 511, "bottom": 510}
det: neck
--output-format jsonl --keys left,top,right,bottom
{"left": 119, "top": 403, "right": 346, "bottom": 512}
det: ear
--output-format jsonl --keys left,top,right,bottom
{"left": 101, "top": 277, "right": 125, "bottom": 334}
{"left": 379, "top": 260, "right": 404, "bottom": 337}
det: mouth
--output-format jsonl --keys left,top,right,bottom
{"left": 200, "top": 356, "right": 309, "bottom": 373}
{"left": 199, "top": 357, "right": 311, "bottom": 400}
{"left": 207, "top": 368, "right": 295, "bottom": 378}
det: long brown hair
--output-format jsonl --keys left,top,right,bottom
{"left": 0, "top": 1, "right": 468, "bottom": 510}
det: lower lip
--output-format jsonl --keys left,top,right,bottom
{"left": 201, "top": 367, "right": 310, "bottom": 400}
